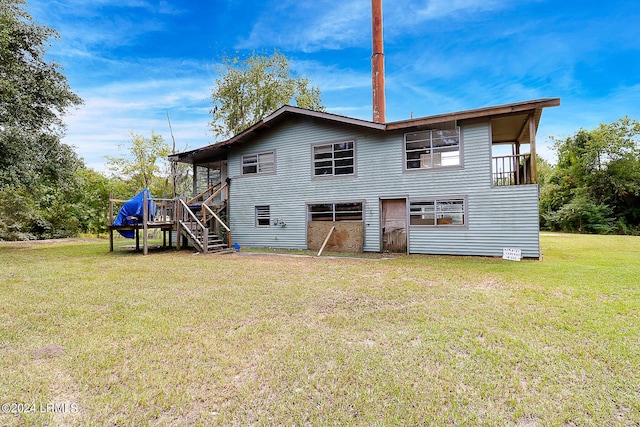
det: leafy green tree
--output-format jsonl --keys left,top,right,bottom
{"left": 72, "top": 168, "right": 112, "bottom": 236}
{"left": 0, "top": 186, "right": 44, "bottom": 240}
{"left": 540, "top": 117, "right": 640, "bottom": 234}
{"left": 0, "top": 0, "right": 90, "bottom": 240}
{"left": 106, "top": 132, "right": 174, "bottom": 198}
{"left": 0, "top": 140, "right": 88, "bottom": 240}
{"left": 210, "top": 51, "right": 325, "bottom": 139}
{"left": 0, "top": 0, "right": 81, "bottom": 133}
{"left": 543, "top": 190, "right": 615, "bottom": 234}
{"left": 0, "top": 0, "right": 82, "bottom": 190}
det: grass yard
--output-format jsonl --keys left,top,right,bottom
{"left": 0, "top": 234, "right": 639, "bottom": 426}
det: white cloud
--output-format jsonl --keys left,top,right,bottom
{"left": 29, "top": 0, "right": 168, "bottom": 59}
{"left": 60, "top": 73, "right": 214, "bottom": 172}
{"left": 158, "top": 1, "right": 188, "bottom": 15}
{"left": 239, "top": 0, "right": 542, "bottom": 52}
{"left": 413, "top": 0, "right": 511, "bottom": 20}
{"left": 291, "top": 60, "right": 370, "bottom": 92}
{"left": 238, "top": 1, "right": 368, "bottom": 52}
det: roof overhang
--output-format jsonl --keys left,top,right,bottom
{"left": 169, "top": 106, "right": 386, "bottom": 165}
{"left": 386, "top": 98, "right": 560, "bottom": 129}
{"left": 170, "top": 98, "right": 560, "bottom": 164}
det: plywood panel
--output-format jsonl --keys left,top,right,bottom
{"left": 307, "top": 221, "right": 364, "bottom": 253}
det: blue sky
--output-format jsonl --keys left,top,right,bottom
{"left": 26, "top": 0, "right": 640, "bottom": 172}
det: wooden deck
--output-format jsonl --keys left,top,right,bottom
{"left": 108, "top": 194, "right": 178, "bottom": 255}
{"left": 108, "top": 184, "right": 231, "bottom": 255}
{"left": 108, "top": 222, "right": 176, "bottom": 253}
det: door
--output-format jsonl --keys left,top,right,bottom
{"left": 380, "top": 198, "right": 407, "bottom": 253}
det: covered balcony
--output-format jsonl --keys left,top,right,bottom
{"left": 490, "top": 106, "right": 552, "bottom": 186}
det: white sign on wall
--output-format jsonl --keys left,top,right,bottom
{"left": 503, "top": 248, "right": 522, "bottom": 261}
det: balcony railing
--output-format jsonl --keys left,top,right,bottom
{"left": 492, "top": 154, "right": 533, "bottom": 186}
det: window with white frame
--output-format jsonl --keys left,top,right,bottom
{"left": 313, "top": 141, "right": 354, "bottom": 176}
{"left": 409, "top": 199, "right": 465, "bottom": 226}
{"left": 308, "top": 202, "right": 363, "bottom": 221}
{"left": 405, "top": 128, "right": 460, "bottom": 170}
{"left": 255, "top": 205, "right": 270, "bottom": 227}
{"left": 242, "top": 151, "right": 275, "bottom": 175}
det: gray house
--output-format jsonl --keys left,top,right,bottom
{"left": 170, "top": 98, "right": 560, "bottom": 258}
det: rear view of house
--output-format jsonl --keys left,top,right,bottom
{"left": 170, "top": 98, "right": 559, "bottom": 258}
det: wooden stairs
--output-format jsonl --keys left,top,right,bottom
{"left": 177, "top": 182, "right": 232, "bottom": 254}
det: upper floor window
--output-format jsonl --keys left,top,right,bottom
{"left": 243, "top": 151, "right": 275, "bottom": 175}
{"left": 405, "top": 128, "right": 460, "bottom": 170}
{"left": 313, "top": 141, "right": 354, "bottom": 176}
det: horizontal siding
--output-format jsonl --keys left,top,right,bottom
{"left": 228, "top": 117, "right": 539, "bottom": 257}
{"left": 410, "top": 187, "right": 540, "bottom": 258}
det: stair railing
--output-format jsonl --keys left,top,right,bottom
{"left": 178, "top": 198, "right": 208, "bottom": 253}
{"left": 202, "top": 203, "right": 231, "bottom": 247}
{"left": 187, "top": 182, "right": 221, "bottom": 205}
{"left": 202, "top": 182, "right": 228, "bottom": 206}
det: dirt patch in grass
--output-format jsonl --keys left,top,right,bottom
{"left": 0, "top": 237, "right": 103, "bottom": 245}
{"left": 33, "top": 344, "right": 66, "bottom": 359}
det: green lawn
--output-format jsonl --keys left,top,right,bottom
{"left": 0, "top": 234, "right": 638, "bottom": 426}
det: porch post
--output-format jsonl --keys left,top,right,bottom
{"left": 176, "top": 198, "right": 182, "bottom": 251}
{"left": 143, "top": 191, "right": 149, "bottom": 255}
{"left": 192, "top": 164, "right": 198, "bottom": 198}
{"left": 529, "top": 113, "right": 538, "bottom": 184}
{"left": 109, "top": 192, "right": 114, "bottom": 252}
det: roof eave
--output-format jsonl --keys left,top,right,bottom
{"left": 170, "top": 106, "right": 386, "bottom": 164}
{"left": 170, "top": 98, "right": 561, "bottom": 164}
{"left": 385, "top": 98, "right": 561, "bottom": 130}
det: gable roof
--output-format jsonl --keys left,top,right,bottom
{"left": 170, "top": 98, "right": 560, "bottom": 165}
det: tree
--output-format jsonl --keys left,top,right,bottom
{"left": 210, "top": 51, "right": 325, "bottom": 139}
{"left": 72, "top": 168, "right": 112, "bottom": 236}
{"left": 1, "top": 0, "right": 82, "bottom": 189}
{"left": 0, "top": 0, "right": 87, "bottom": 240}
{"left": 0, "top": 140, "right": 90, "bottom": 240}
{"left": 0, "top": 0, "right": 81, "bottom": 136}
{"left": 106, "top": 132, "right": 174, "bottom": 198}
{"left": 540, "top": 117, "right": 640, "bottom": 234}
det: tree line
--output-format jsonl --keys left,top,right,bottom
{"left": 0, "top": 0, "right": 322, "bottom": 240}
{"left": 539, "top": 117, "right": 640, "bottom": 235}
{"left": 1, "top": 0, "right": 638, "bottom": 240}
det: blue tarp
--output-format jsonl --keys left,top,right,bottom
{"left": 112, "top": 189, "right": 156, "bottom": 238}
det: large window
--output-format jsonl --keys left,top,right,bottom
{"left": 308, "top": 202, "right": 363, "bottom": 221}
{"left": 313, "top": 141, "right": 355, "bottom": 176}
{"left": 409, "top": 199, "right": 465, "bottom": 226}
{"left": 243, "top": 151, "right": 275, "bottom": 175}
{"left": 255, "top": 205, "right": 271, "bottom": 227}
{"left": 194, "top": 166, "right": 221, "bottom": 195}
{"left": 405, "top": 128, "right": 460, "bottom": 170}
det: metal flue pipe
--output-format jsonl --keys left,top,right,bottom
{"left": 371, "top": 0, "right": 386, "bottom": 123}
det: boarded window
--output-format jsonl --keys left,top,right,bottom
{"left": 255, "top": 205, "right": 270, "bottom": 227}
{"left": 409, "top": 199, "right": 465, "bottom": 226}
{"left": 308, "top": 202, "right": 363, "bottom": 222}
{"left": 405, "top": 128, "right": 460, "bottom": 170}
{"left": 313, "top": 141, "right": 354, "bottom": 176}
{"left": 243, "top": 151, "right": 275, "bottom": 175}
